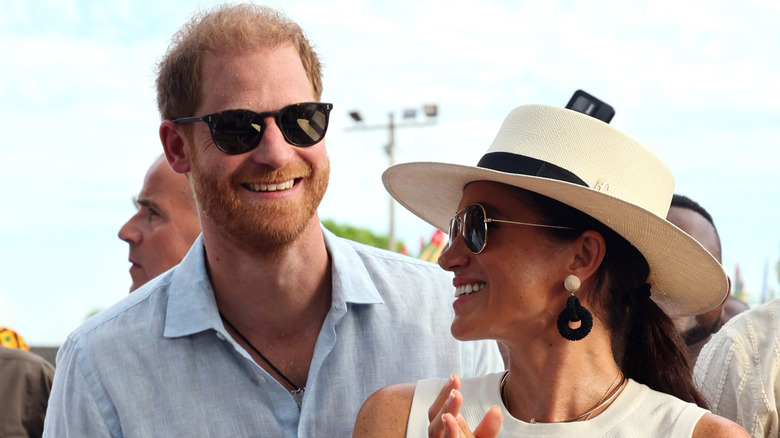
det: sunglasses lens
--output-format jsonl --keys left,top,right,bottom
{"left": 463, "top": 204, "right": 486, "bottom": 253}
{"left": 279, "top": 103, "right": 331, "bottom": 147}
{"left": 200, "top": 103, "right": 331, "bottom": 153}
{"left": 210, "top": 111, "right": 262, "bottom": 154}
{"left": 448, "top": 216, "right": 458, "bottom": 248}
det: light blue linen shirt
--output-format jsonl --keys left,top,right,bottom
{"left": 44, "top": 228, "right": 503, "bottom": 437}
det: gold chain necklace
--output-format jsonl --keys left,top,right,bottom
{"left": 500, "top": 371, "right": 627, "bottom": 424}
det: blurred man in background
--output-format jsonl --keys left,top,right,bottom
{"left": 667, "top": 194, "right": 740, "bottom": 360}
{"left": 1, "top": 343, "right": 54, "bottom": 437}
{"left": 118, "top": 154, "right": 201, "bottom": 292}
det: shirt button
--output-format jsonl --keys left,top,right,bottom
{"left": 216, "top": 332, "right": 226, "bottom": 341}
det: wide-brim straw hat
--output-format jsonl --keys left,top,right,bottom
{"left": 382, "top": 104, "right": 727, "bottom": 317}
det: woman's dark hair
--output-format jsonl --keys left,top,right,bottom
{"left": 517, "top": 187, "right": 708, "bottom": 408}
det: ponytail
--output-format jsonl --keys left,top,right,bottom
{"left": 621, "top": 283, "right": 708, "bottom": 408}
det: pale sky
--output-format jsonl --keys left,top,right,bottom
{"left": 1, "top": 0, "right": 779, "bottom": 346}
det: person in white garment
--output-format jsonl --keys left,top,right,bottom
{"left": 695, "top": 296, "right": 780, "bottom": 436}
{"left": 353, "top": 104, "right": 747, "bottom": 437}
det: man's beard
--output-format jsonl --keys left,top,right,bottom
{"left": 189, "top": 148, "right": 329, "bottom": 253}
{"left": 681, "top": 315, "right": 722, "bottom": 346}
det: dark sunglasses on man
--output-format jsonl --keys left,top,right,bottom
{"left": 173, "top": 102, "right": 333, "bottom": 154}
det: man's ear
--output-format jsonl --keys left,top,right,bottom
{"left": 160, "top": 120, "right": 191, "bottom": 174}
{"left": 721, "top": 276, "right": 732, "bottom": 305}
{"left": 567, "top": 230, "right": 607, "bottom": 284}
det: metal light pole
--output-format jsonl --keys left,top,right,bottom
{"left": 346, "top": 105, "right": 438, "bottom": 251}
{"left": 386, "top": 112, "right": 397, "bottom": 252}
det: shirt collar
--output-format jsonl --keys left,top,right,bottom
{"left": 163, "top": 234, "right": 222, "bottom": 338}
{"left": 322, "top": 226, "right": 384, "bottom": 306}
{"left": 163, "top": 227, "right": 384, "bottom": 339}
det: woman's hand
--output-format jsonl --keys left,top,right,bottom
{"left": 427, "top": 374, "right": 502, "bottom": 438}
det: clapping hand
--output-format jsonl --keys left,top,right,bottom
{"left": 426, "top": 374, "right": 503, "bottom": 438}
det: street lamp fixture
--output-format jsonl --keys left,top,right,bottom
{"left": 346, "top": 104, "right": 439, "bottom": 251}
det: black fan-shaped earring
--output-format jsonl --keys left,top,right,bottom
{"left": 556, "top": 275, "right": 593, "bottom": 341}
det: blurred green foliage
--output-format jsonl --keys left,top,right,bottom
{"left": 322, "top": 219, "right": 406, "bottom": 254}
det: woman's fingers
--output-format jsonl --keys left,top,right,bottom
{"left": 472, "top": 406, "right": 502, "bottom": 438}
{"left": 428, "top": 387, "right": 464, "bottom": 438}
{"left": 428, "top": 376, "right": 501, "bottom": 438}
{"left": 441, "top": 412, "right": 469, "bottom": 438}
{"left": 441, "top": 404, "right": 502, "bottom": 438}
{"left": 428, "top": 374, "right": 461, "bottom": 422}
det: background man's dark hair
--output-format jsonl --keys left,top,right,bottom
{"left": 671, "top": 194, "right": 715, "bottom": 227}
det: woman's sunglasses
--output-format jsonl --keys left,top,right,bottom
{"left": 449, "top": 203, "right": 574, "bottom": 254}
{"left": 173, "top": 102, "right": 333, "bottom": 154}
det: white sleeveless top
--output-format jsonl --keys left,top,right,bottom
{"left": 407, "top": 372, "right": 708, "bottom": 437}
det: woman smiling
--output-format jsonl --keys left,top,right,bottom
{"left": 353, "top": 104, "right": 747, "bottom": 437}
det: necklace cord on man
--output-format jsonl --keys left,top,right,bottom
{"left": 219, "top": 311, "right": 302, "bottom": 391}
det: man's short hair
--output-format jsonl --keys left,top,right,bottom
{"left": 671, "top": 194, "right": 715, "bottom": 227}
{"left": 155, "top": 3, "right": 323, "bottom": 121}
{"left": 670, "top": 193, "right": 722, "bottom": 259}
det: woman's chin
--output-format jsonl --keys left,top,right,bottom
{"left": 450, "top": 319, "right": 485, "bottom": 342}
